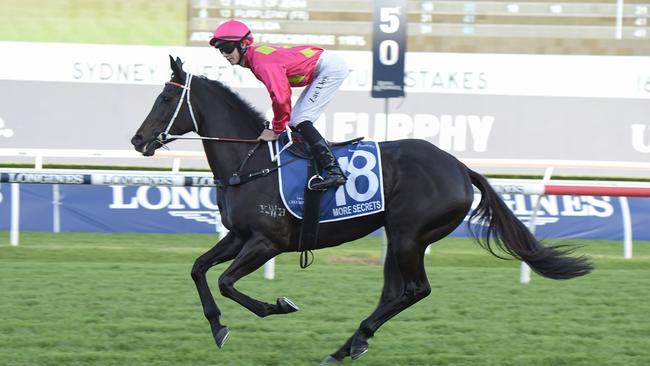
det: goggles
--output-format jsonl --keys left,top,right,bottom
{"left": 216, "top": 41, "right": 238, "bottom": 54}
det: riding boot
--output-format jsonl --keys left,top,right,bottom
{"left": 296, "top": 121, "right": 347, "bottom": 190}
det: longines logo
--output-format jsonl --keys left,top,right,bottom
{"left": 0, "top": 117, "right": 14, "bottom": 138}
{"left": 467, "top": 193, "right": 614, "bottom": 228}
{"left": 109, "top": 186, "right": 225, "bottom": 231}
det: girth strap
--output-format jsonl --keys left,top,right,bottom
{"left": 298, "top": 158, "right": 322, "bottom": 268}
{"left": 215, "top": 167, "right": 278, "bottom": 188}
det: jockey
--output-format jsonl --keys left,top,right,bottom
{"left": 209, "top": 19, "right": 348, "bottom": 191}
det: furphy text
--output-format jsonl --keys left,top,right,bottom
{"left": 328, "top": 113, "right": 494, "bottom": 152}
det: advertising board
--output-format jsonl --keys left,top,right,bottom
{"left": 0, "top": 42, "right": 648, "bottom": 175}
{"left": 2, "top": 183, "right": 649, "bottom": 241}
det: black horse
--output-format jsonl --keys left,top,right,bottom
{"left": 131, "top": 57, "right": 591, "bottom": 364}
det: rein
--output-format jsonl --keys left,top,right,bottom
{"left": 161, "top": 74, "right": 301, "bottom": 188}
{"left": 214, "top": 143, "right": 304, "bottom": 188}
{"left": 158, "top": 73, "right": 260, "bottom": 145}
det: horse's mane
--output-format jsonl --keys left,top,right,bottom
{"left": 199, "top": 76, "right": 267, "bottom": 129}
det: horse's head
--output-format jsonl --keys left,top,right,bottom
{"left": 131, "top": 56, "right": 196, "bottom": 156}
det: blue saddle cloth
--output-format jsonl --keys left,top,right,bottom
{"left": 275, "top": 134, "right": 385, "bottom": 223}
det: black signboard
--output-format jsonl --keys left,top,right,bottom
{"left": 371, "top": 0, "right": 407, "bottom": 98}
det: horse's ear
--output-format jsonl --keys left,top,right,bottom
{"left": 169, "top": 55, "right": 185, "bottom": 81}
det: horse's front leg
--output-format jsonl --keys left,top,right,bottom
{"left": 190, "top": 232, "right": 245, "bottom": 348}
{"left": 218, "top": 233, "right": 299, "bottom": 318}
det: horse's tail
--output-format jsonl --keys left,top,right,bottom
{"left": 467, "top": 169, "right": 592, "bottom": 279}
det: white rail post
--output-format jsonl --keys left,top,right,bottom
{"left": 10, "top": 183, "right": 20, "bottom": 246}
{"left": 619, "top": 197, "right": 633, "bottom": 259}
{"left": 172, "top": 158, "right": 181, "bottom": 173}
{"left": 52, "top": 184, "right": 61, "bottom": 233}
{"left": 519, "top": 262, "right": 531, "bottom": 285}
{"left": 34, "top": 156, "right": 43, "bottom": 170}
{"left": 521, "top": 167, "right": 555, "bottom": 284}
{"left": 264, "top": 258, "right": 275, "bottom": 280}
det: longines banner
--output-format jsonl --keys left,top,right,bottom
{"left": 0, "top": 42, "right": 649, "bottom": 175}
{"left": 1, "top": 184, "right": 650, "bottom": 241}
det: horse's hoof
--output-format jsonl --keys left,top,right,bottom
{"left": 320, "top": 355, "right": 342, "bottom": 365}
{"left": 213, "top": 326, "right": 230, "bottom": 349}
{"left": 350, "top": 345, "right": 368, "bottom": 360}
{"left": 277, "top": 296, "right": 300, "bottom": 313}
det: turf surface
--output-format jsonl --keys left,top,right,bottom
{"left": 1, "top": 232, "right": 649, "bottom": 365}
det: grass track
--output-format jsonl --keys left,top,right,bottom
{"left": 1, "top": 232, "right": 649, "bottom": 366}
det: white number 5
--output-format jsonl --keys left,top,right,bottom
{"left": 379, "top": 7, "right": 401, "bottom": 34}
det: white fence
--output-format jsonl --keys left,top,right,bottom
{"left": 3, "top": 148, "right": 650, "bottom": 283}
{"left": 0, "top": 148, "right": 208, "bottom": 172}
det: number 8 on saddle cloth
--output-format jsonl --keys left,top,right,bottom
{"left": 274, "top": 132, "right": 385, "bottom": 223}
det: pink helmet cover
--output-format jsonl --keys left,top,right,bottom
{"left": 209, "top": 19, "right": 254, "bottom": 46}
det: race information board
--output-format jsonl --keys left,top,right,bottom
{"left": 187, "top": 0, "right": 650, "bottom": 55}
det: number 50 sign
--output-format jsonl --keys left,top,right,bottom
{"left": 371, "top": 0, "right": 407, "bottom": 98}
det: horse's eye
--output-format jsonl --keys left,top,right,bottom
{"left": 162, "top": 95, "right": 171, "bottom": 102}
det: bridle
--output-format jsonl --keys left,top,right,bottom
{"left": 157, "top": 73, "right": 260, "bottom": 144}
{"left": 159, "top": 73, "right": 300, "bottom": 186}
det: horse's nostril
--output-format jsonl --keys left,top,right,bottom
{"left": 131, "top": 134, "right": 143, "bottom": 146}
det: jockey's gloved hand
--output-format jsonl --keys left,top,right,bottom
{"left": 258, "top": 129, "right": 278, "bottom": 141}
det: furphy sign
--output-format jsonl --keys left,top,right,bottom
{"left": 2, "top": 42, "right": 650, "bottom": 173}
{"left": 325, "top": 112, "right": 494, "bottom": 152}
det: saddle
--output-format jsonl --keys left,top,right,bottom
{"left": 279, "top": 132, "right": 364, "bottom": 160}
{"left": 277, "top": 131, "right": 364, "bottom": 268}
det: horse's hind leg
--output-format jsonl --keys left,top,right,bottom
{"left": 324, "top": 205, "right": 469, "bottom": 363}
{"left": 322, "top": 236, "right": 431, "bottom": 364}
{"left": 191, "top": 232, "right": 245, "bottom": 348}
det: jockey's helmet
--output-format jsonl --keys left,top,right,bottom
{"left": 209, "top": 19, "right": 254, "bottom": 47}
